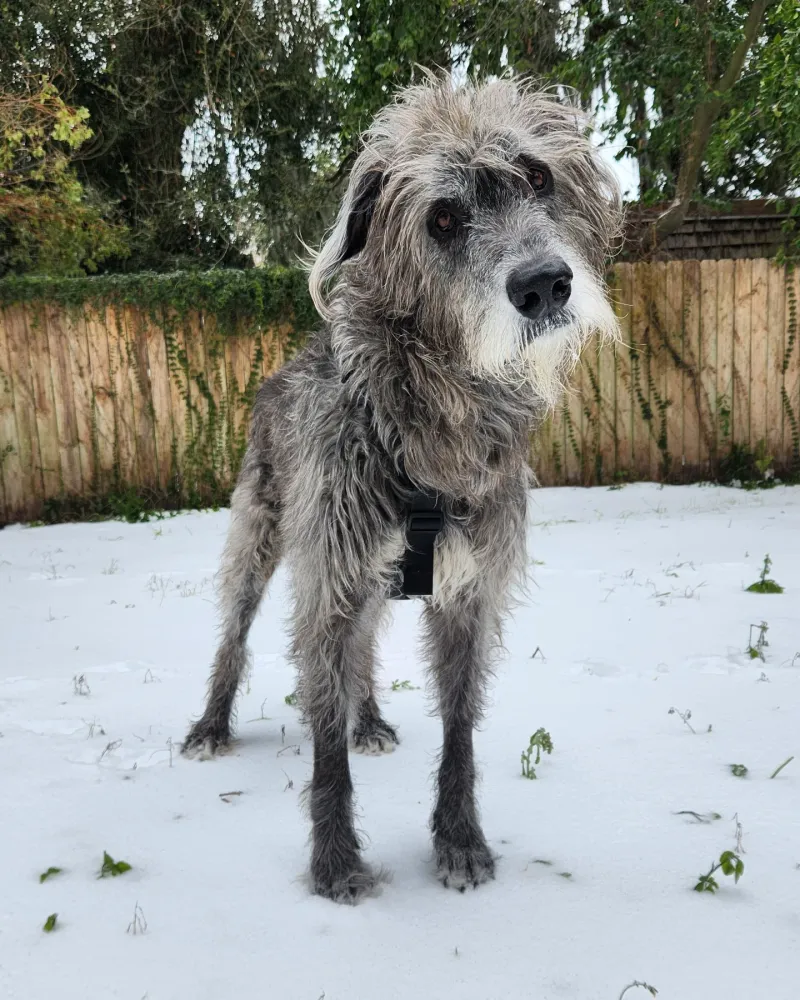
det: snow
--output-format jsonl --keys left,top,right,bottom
{"left": 2, "top": 482, "right": 800, "bottom": 1000}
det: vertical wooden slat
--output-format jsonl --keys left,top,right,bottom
{"left": 65, "top": 309, "right": 96, "bottom": 493}
{"left": 225, "top": 332, "right": 254, "bottom": 478}
{"left": 127, "top": 306, "right": 159, "bottom": 491}
{"left": 614, "top": 264, "right": 634, "bottom": 479}
{"left": 86, "top": 305, "right": 116, "bottom": 493}
{"left": 699, "top": 260, "right": 719, "bottom": 474}
{"left": 716, "top": 260, "right": 736, "bottom": 457}
{"left": 0, "top": 308, "right": 20, "bottom": 519}
{"left": 144, "top": 317, "right": 175, "bottom": 490}
{"left": 45, "top": 303, "right": 83, "bottom": 498}
{"left": 203, "top": 315, "right": 229, "bottom": 489}
{"left": 733, "top": 259, "right": 753, "bottom": 447}
{"left": 165, "top": 310, "right": 192, "bottom": 492}
{"left": 183, "top": 313, "right": 209, "bottom": 494}
{"left": 664, "top": 261, "right": 684, "bottom": 479}
{"left": 749, "top": 259, "right": 769, "bottom": 454}
{"left": 630, "top": 262, "right": 651, "bottom": 481}
{"left": 682, "top": 261, "right": 702, "bottom": 475}
{"left": 108, "top": 305, "right": 139, "bottom": 488}
{"left": 26, "top": 304, "right": 61, "bottom": 498}
{"left": 564, "top": 357, "right": 585, "bottom": 485}
{"left": 597, "top": 295, "right": 617, "bottom": 485}
{"left": 2, "top": 306, "right": 43, "bottom": 515}
{"left": 765, "top": 263, "right": 785, "bottom": 465}
{"left": 648, "top": 262, "right": 668, "bottom": 480}
{"left": 784, "top": 267, "right": 800, "bottom": 467}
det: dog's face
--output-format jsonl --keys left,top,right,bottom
{"left": 311, "top": 77, "right": 622, "bottom": 406}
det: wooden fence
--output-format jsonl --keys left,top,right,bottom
{"left": 0, "top": 301, "right": 286, "bottom": 523}
{"left": 0, "top": 260, "right": 798, "bottom": 523}
{"left": 536, "top": 259, "right": 799, "bottom": 486}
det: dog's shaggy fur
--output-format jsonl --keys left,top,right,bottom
{"left": 183, "top": 75, "right": 622, "bottom": 902}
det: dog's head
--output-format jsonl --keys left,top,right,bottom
{"left": 310, "top": 75, "right": 622, "bottom": 407}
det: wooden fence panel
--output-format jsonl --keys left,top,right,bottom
{"left": 2, "top": 261, "right": 800, "bottom": 523}
{"left": 699, "top": 260, "right": 719, "bottom": 470}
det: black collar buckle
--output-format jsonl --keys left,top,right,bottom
{"left": 389, "top": 489, "right": 444, "bottom": 600}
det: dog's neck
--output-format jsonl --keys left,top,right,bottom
{"left": 329, "top": 304, "right": 543, "bottom": 500}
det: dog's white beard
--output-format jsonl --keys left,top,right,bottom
{"left": 465, "top": 258, "right": 618, "bottom": 411}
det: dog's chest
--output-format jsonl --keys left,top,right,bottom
{"left": 432, "top": 529, "right": 480, "bottom": 606}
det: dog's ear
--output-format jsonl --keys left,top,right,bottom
{"left": 341, "top": 170, "right": 384, "bottom": 262}
{"left": 309, "top": 166, "right": 385, "bottom": 317}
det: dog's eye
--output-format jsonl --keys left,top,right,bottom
{"left": 434, "top": 209, "right": 455, "bottom": 232}
{"left": 527, "top": 165, "right": 552, "bottom": 195}
{"left": 429, "top": 205, "right": 461, "bottom": 240}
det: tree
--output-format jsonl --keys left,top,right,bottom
{"left": 0, "top": 76, "right": 129, "bottom": 275}
{"left": 1, "top": 1, "right": 335, "bottom": 270}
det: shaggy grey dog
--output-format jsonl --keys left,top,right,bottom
{"left": 183, "top": 75, "right": 622, "bottom": 903}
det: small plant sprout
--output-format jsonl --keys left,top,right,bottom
{"left": 39, "top": 867, "right": 63, "bottom": 884}
{"left": 694, "top": 850, "right": 744, "bottom": 893}
{"left": 391, "top": 679, "right": 419, "bottom": 691}
{"left": 520, "top": 728, "right": 554, "bottom": 779}
{"left": 99, "top": 851, "right": 132, "bottom": 878}
{"left": 668, "top": 707, "right": 696, "bottom": 734}
{"left": 730, "top": 764, "right": 748, "bottom": 778}
{"left": 43, "top": 913, "right": 58, "bottom": 933}
{"left": 101, "top": 558, "right": 120, "bottom": 575}
{"left": 746, "top": 621, "right": 769, "bottom": 661}
{"left": 72, "top": 673, "right": 91, "bottom": 696}
{"left": 618, "top": 982, "right": 658, "bottom": 1000}
{"left": 746, "top": 554, "right": 784, "bottom": 594}
{"left": 127, "top": 902, "right": 147, "bottom": 935}
{"left": 770, "top": 756, "right": 794, "bottom": 779}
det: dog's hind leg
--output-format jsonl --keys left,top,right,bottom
{"left": 182, "top": 462, "right": 281, "bottom": 758}
{"left": 350, "top": 597, "right": 399, "bottom": 755}
{"left": 423, "top": 594, "right": 496, "bottom": 890}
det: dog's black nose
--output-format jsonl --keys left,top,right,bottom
{"left": 506, "top": 259, "right": 573, "bottom": 320}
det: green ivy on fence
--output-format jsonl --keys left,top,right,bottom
{"left": 0, "top": 267, "right": 317, "bottom": 349}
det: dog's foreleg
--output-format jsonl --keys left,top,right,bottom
{"left": 424, "top": 595, "right": 495, "bottom": 890}
{"left": 294, "top": 603, "right": 383, "bottom": 903}
{"left": 183, "top": 467, "right": 281, "bottom": 757}
{"left": 349, "top": 597, "right": 399, "bottom": 755}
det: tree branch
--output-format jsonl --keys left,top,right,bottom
{"left": 653, "top": 0, "right": 773, "bottom": 245}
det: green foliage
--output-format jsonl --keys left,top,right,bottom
{"left": 98, "top": 851, "right": 132, "bottom": 878}
{"left": 694, "top": 851, "right": 744, "bottom": 893}
{"left": 42, "top": 913, "right": 58, "bottom": 932}
{"left": 729, "top": 764, "right": 749, "bottom": 778}
{"left": 521, "top": 728, "right": 554, "bottom": 779}
{"left": 1, "top": 1, "right": 334, "bottom": 271}
{"left": 39, "top": 867, "right": 63, "bottom": 884}
{"left": 0, "top": 75, "right": 130, "bottom": 276}
{"left": 718, "top": 441, "right": 780, "bottom": 489}
{"left": 390, "top": 679, "right": 419, "bottom": 691}
{"left": 284, "top": 692, "right": 298, "bottom": 707}
{"left": 746, "top": 555, "right": 784, "bottom": 594}
{"left": 0, "top": 267, "right": 315, "bottom": 344}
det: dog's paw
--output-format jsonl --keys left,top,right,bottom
{"left": 435, "top": 839, "right": 496, "bottom": 891}
{"left": 311, "top": 859, "right": 385, "bottom": 904}
{"left": 350, "top": 719, "right": 399, "bottom": 755}
{"left": 181, "top": 719, "right": 231, "bottom": 760}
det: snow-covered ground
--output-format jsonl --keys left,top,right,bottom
{"left": 2, "top": 483, "right": 800, "bottom": 1000}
